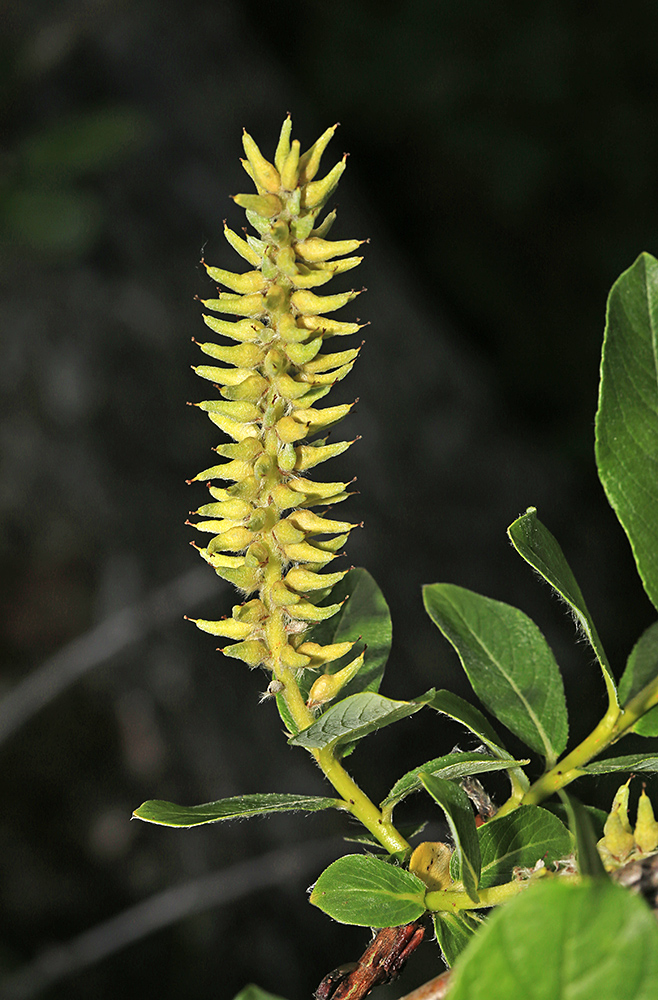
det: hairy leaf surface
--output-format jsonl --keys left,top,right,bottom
{"left": 618, "top": 620, "right": 658, "bottom": 736}
{"left": 132, "top": 793, "right": 344, "bottom": 827}
{"left": 381, "top": 753, "right": 529, "bottom": 813}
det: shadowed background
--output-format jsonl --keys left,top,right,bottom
{"left": 2, "top": 2, "right": 658, "bottom": 997}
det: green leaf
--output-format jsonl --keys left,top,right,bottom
{"left": 275, "top": 568, "right": 392, "bottom": 735}
{"left": 132, "top": 792, "right": 345, "bottom": 827}
{"left": 473, "top": 806, "right": 572, "bottom": 889}
{"left": 232, "top": 987, "right": 289, "bottom": 1000}
{"left": 559, "top": 792, "right": 607, "bottom": 878}
{"left": 419, "top": 773, "right": 481, "bottom": 903}
{"left": 433, "top": 911, "right": 481, "bottom": 967}
{"left": 618, "top": 621, "right": 658, "bottom": 736}
{"left": 542, "top": 802, "right": 607, "bottom": 840}
{"left": 309, "top": 854, "right": 427, "bottom": 926}
{"left": 423, "top": 584, "right": 568, "bottom": 764}
{"left": 580, "top": 753, "right": 658, "bottom": 774}
{"left": 596, "top": 252, "right": 658, "bottom": 614}
{"left": 449, "top": 879, "right": 658, "bottom": 1000}
{"left": 233, "top": 983, "right": 290, "bottom": 1000}
{"left": 508, "top": 507, "right": 616, "bottom": 702}
{"left": 381, "top": 753, "right": 530, "bottom": 814}
{"left": 288, "top": 689, "right": 434, "bottom": 752}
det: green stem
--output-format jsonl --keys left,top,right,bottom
{"left": 523, "top": 671, "right": 658, "bottom": 806}
{"left": 275, "top": 650, "right": 410, "bottom": 855}
{"left": 317, "top": 746, "right": 411, "bottom": 854}
{"left": 425, "top": 877, "right": 532, "bottom": 913}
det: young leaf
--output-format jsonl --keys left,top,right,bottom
{"left": 580, "top": 753, "right": 658, "bottom": 774}
{"left": 618, "top": 620, "right": 658, "bottom": 736}
{"left": 474, "top": 806, "right": 572, "bottom": 889}
{"left": 433, "top": 911, "right": 481, "bottom": 967}
{"left": 381, "top": 752, "right": 530, "bottom": 814}
{"left": 596, "top": 252, "right": 658, "bottom": 614}
{"left": 309, "top": 854, "right": 427, "bottom": 926}
{"left": 419, "top": 773, "right": 481, "bottom": 904}
{"left": 423, "top": 584, "right": 568, "bottom": 764}
{"left": 289, "top": 689, "right": 434, "bottom": 752}
{"left": 132, "top": 792, "right": 345, "bottom": 827}
{"left": 508, "top": 507, "right": 617, "bottom": 704}
{"left": 448, "top": 879, "right": 658, "bottom": 1000}
{"left": 559, "top": 792, "right": 607, "bottom": 878}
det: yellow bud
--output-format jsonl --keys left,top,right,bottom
{"left": 233, "top": 599, "right": 267, "bottom": 623}
{"left": 284, "top": 567, "right": 348, "bottom": 593}
{"left": 224, "top": 224, "right": 262, "bottom": 266}
{"left": 306, "top": 652, "right": 365, "bottom": 708}
{"left": 279, "top": 643, "right": 311, "bottom": 670}
{"left": 295, "top": 440, "right": 354, "bottom": 472}
{"left": 274, "top": 116, "right": 293, "bottom": 173}
{"left": 291, "top": 288, "right": 359, "bottom": 316}
{"left": 223, "top": 639, "right": 269, "bottom": 668}
{"left": 298, "top": 124, "right": 338, "bottom": 183}
{"left": 635, "top": 789, "right": 658, "bottom": 853}
{"left": 241, "top": 130, "right": 282, "bottom": 193}
{"left": 302, "top": 159, "right": 347, "bottom": 210}
{"left": 200, "top": 314, "right": 264, "bottom": 342}
{"left": 409, "top": 842, "right": 454, "bottom": 891}
{"left": 233, "top": 193, "right": 282, "bottom": 218}
{"left": 296, "top": 640, "right": 356, "bottom": 669}
{"left": 204, "top": 263, "right": 266, "bottom": 294}
{"left": 281, "top": 139, "right": 301, "bottom": 190}
{"left": 186, "top": 617, "right": 253, "bottom": 640}
{"left": 286, "top": 599, "right": 343, "bottom": 622}
{"left": 275, "top": 415, "right": 310, "bottom": 444}
{"left": 295, "top": 237, "right": 364, "bottom": 263}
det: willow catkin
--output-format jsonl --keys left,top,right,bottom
{"left": 187, "top": 118, "right": 365, "bottom": 709}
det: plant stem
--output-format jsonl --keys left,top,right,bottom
{"left": 425, "top": 877, "right": 530, "bottom": 913}
{"left": 317, "top": 746, "right": 411, "bottom": 854}
{"left": 523, "top": 671, "right": 658, "bottom": 805}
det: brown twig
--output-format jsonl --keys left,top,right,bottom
{"left": 314, "top": 918, "right": 426, "bottom": 1000}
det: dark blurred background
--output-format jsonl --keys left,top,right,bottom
{"left": 2, "top": 2, "right": 658, "bottom": 998}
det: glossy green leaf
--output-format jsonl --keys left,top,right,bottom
{"left": 580, "top": 753, "right": 658, "bottom": 774}
{"left": 419, "top": 773, "right": 481, "bottom": 903}
{"left": 618, "top": 621, "right": 658, "bottom": 736}
{"left": 309, "top": 854, "right": 427, "bottom": 926}
{"left": 449, "top": 879, "right": 658, "bottom": 1000}
{"left": 423, "top": 584, "right": 568, "bottom": 764}
{"left": 596, "top": 252, "right": 658, "bottom": 613}
{"left": 508, "top": 507, "right": 616, "bottom": 701}
{"left": 433, "top": 911, "right": 481, "bottom": 967}
{"left": 132, "top": 792, "right": 344, "bottom": 827}
{"left": 559, "top": 792, "right": 607, "bottom": 878}
{"left": 472, "top": 806, "right": 572, "bottom": 889}
{"left": 381, "top": 753, "right": 530, "bottom": 814}
{"left": 289, "top": 689, "right": 434, "bottom": 752}
{"left": 232, "top": 988, "right": 289, "bottom": 1000}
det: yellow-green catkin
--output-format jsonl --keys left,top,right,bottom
{"left": 187, "top": 118, "right": 365, "bottom": 716}
{"left": 597, "top": 781, "right": 658, "bottom": 870}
